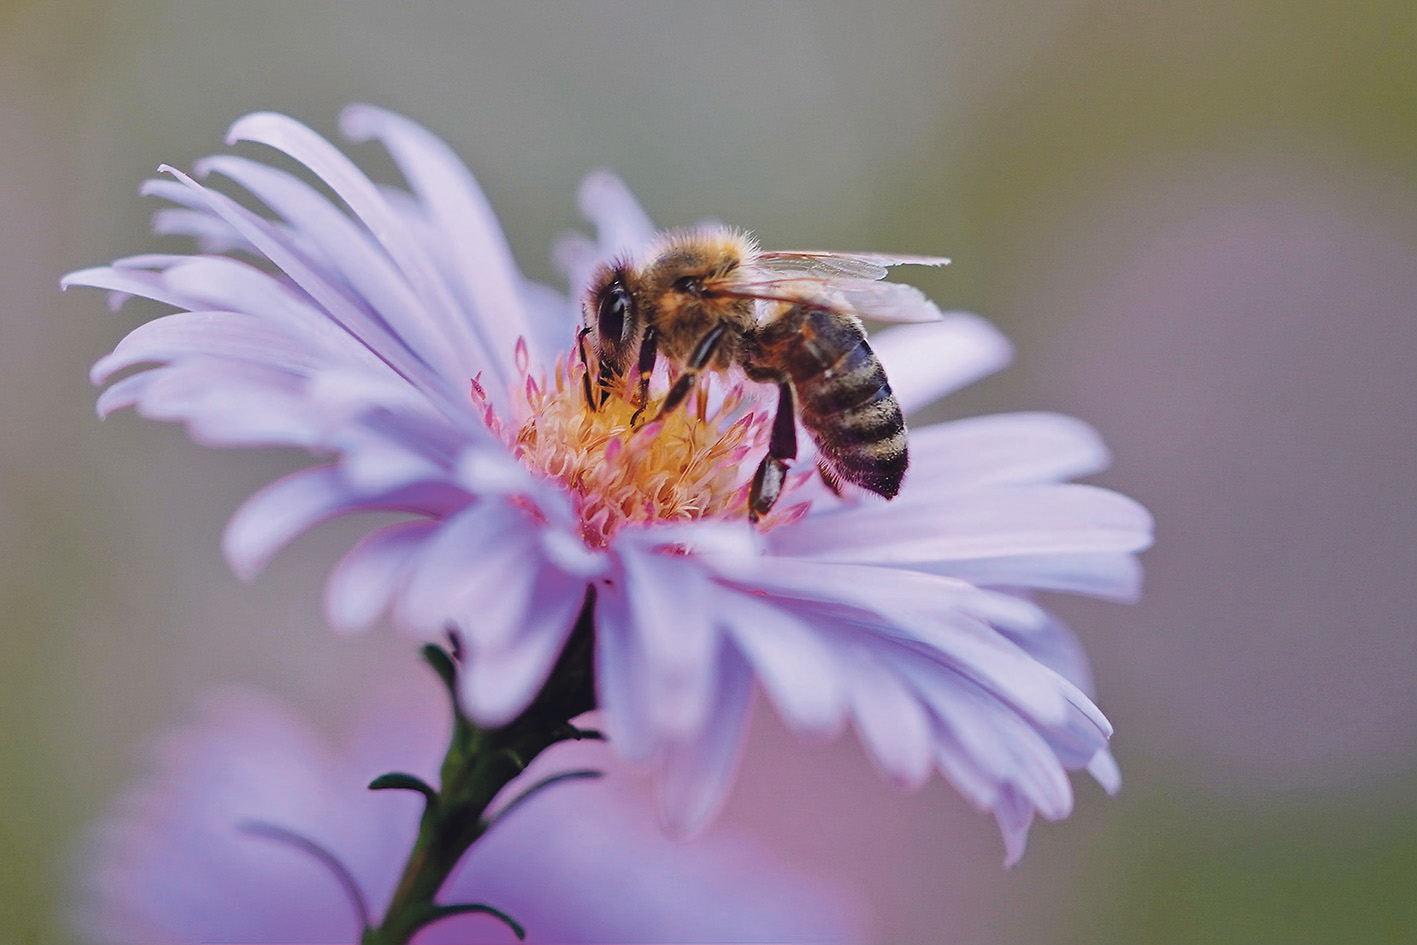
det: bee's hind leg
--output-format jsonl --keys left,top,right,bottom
{"left": 749, "top": 381, "right": 797, "bottom": 522}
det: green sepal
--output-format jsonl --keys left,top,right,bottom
{"left": 484, "top": 769, "right": 603, "bottom": 836}
{"left": 420, "top": 902, "right": 525, "bottom": 941}
{"left": 420, "top": 644, "right": 458, "bottom": 699}
{"left": 368, "top": 772, "right": 439, "bottom": 810}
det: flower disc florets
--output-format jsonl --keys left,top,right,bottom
{"left": 479, "top": 341, "right": 806, "bottom": 548}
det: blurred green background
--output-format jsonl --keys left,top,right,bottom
{"left": 2, "top": 1, "right": 1413, "bottom": 942}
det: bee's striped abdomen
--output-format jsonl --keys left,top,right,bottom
{"left": 767, "top": 305, "right": 908, "bottom": 499}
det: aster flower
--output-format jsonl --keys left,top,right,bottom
{"left": 67, "top": 105, "right": 1152, "bottom": 864}
{"left": 75, "top": 676, "right": 866, "bottom": 944}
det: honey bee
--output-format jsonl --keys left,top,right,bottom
{"left": 581, "top": 226, "right": 948, "bottom": 521}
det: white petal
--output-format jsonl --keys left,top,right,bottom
{"left": 871, "top": 314, "right": 1012, "bottom": 416}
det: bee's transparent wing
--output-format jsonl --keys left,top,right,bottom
{"left": 756, "top": 250, "right": 950, "bottom": 281}
{"left": 734, "top": 251, "right": 951, "bottom": 323}
{"left": 724, "top": 275, "right": 946, "bottom": 323}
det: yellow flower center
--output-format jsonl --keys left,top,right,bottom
{"left": 488, "top": 342, "right": 807, "bottom": 548}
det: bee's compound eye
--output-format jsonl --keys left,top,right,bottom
{"left": 598, "top": 281, "right": 632, "bottom": 344}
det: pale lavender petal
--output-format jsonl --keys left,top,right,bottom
{"left": 94, "top": 371, "right": 156, "bottom": 418}
{"left": 578, "top": 170, "right": 658, "bottom": 259}
{"left": 141, "top": 176, "right": 327, "bottom": 264}
{"left": 224, "top": 113, "right": 481, "bottom": 387}
{"left": 1088, "top": 748, "right": 1122, "bottom": 794}
{"left": 907, "top": 412, "right": 1111, "bottom": 488}
{"left": 995, "top": 784, "right": 1036, "bottom": 868}
{"left": 459, "top": 570, "right": 586, "bottom": 726}
{"left": 906, "top": 662, "right": 1075, "bottom": 823}
{"left": 983, "top": 611, "right": 1105, "bottom": 708}
{"left": 658, "top": 644, "right": 754, "bottom": 837}
{"left": 155, "top": 165, "right": 450, "bottom": 404}
{"left": 197, "top": 153, "right": 469, "bottom": 386}
{"left": 96, "top": 256, "right": 399, "bottom": 383}
{"left": 151, "top": 206, "right": 246, "bottom": 251}
{"left": 617, "top": 542, "right": 722, "bottom": 739}
{"left": 335, "top": 427, "right": 461, "bottom": 496}
{"left": 772, "top": 484, "right": 1154, "bottom": 567}
{"left": 394, "top": 500, "right": 543, "bottom": 643}
{"left": 922, "top": 551, "right": 1144, "bottom": 602}
{"left": 342, "top": 104, "right": 543, "bottom": 385}
{"left": 91, "top": 311, "right": 330, "bottom": 383}
{"left": 706, "top": 555, "right": 1073, "bottom": 727}
{"left": 62, "top": 264, "right": 198, "bottom": 311}
{"left": 592, "top": 585, "right": 656, "bottom": 761}
{"left": 928, "top": 720, "right": 998, "bottom": 812}
{"left": 156, "top": 257, "right": 389, "bottom": 365}
{"left": 222, "top": 466, "right": 369, "bottom": 579}
{"left": 127, "top": 362, "right": 323, "bottom": 447}
{"left": 872, "top": 313, "right": 1013, "bottom": 416}
{"left": 323, "top": 520, "right": 437, "bottom": 634}
{"left": 842, "top": 648, "right": 936, "bottom": 790}
{"left": 718, "top": 590, "right": 848, "bottom": 737}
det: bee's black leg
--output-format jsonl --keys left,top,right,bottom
{"left": 749, "top": 381, "right": 797, "bottom": 522}
{"left": 576, "top": 326, "right": 598, "bottom": 410}
{"left": 628, "top": 326, "right": 658, "bottom": 425}
{"left": 656, "top": 325, "right": 726, "bottom": 419}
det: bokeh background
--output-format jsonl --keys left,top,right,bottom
{"left": 3, "top": 1, "right": 1414, "bottom": 942}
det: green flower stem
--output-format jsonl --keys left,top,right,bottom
{"left": 362, "top": 593, "right": 598, "bottom": 945}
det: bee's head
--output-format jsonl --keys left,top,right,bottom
{"left": 638, "top": 229, "right": 756, "bottom": 345}
{"left": 583, "top": 261, "right": 639, "bottom": 392}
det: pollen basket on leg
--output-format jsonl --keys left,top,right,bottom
{"left": 507, "top": 348, "right": 779, "bottom": 547}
